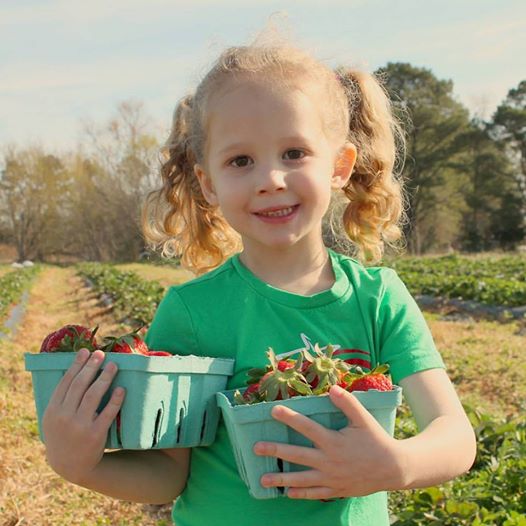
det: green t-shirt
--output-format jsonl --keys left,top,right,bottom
{"left": 145, "top": 249, "right": 445, "bottom": 526}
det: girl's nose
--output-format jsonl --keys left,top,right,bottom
{"left": 255, "top": 167, "right": 287, "bottom": 194}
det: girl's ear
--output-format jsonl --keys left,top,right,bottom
{"left": 194, "top": 164, "right": 218, "bottom": 206}
{"left": 331, "top": 142, "right": 357, "bottom": 189}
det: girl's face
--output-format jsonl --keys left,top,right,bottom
{"left": 195, "top": 79, "right": 356, "bottom": 258}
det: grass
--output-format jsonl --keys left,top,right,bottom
{"left": 113, "top": 264, "right": 193, "bottom": 289}
{"left": 0, "top": 264, "right": 13, "bottom": 278}
{"left": 424, "top": 312, "right": 526, "bottom": 418}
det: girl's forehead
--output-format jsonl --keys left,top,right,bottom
{"left": 205, "top": 80, "right": 327, "bottom": 141}
{"left": 209, "top": 71, "right": 313, "bottom": 102}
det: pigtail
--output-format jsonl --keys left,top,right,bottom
{"left": 141, "top": 95, "right": 240, "bottom": 275}
{"left": 335, "top": 67, "right": 407, "bottom": 264}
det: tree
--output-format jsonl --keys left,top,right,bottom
{"left": 452, "top": 118, "right": 522, "bottom": 251}
{"left": 492, "top": 80, "right": 526, "bottom": 245}
{"left": 0, "top": 147, "right": 70, "bottom": 261}
{"left": 80, "top": 101, "right": 160, "bottom": 261}
{"left": 64, "top": 154, "right": 114, "bottom": 261}
{"left": 377, "top": 63, "right": 471, "bottom": 253}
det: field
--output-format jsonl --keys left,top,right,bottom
{"left": 0, "top": 265, "right": 12, "bottom": 279}
{"left": 0, "top": 255, "right": 525, "bottom": 525}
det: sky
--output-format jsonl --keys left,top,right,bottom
{"left": 1, "top": 0, "right": 525, "bottom": 154}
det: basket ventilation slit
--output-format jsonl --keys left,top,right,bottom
{"left": 116, "top": 412, "right": 123, "bottom": 448}
{"left": 176, "top": 407, "right": 185, "bottom": 444}
{"left": 276, "top": 458, "right": 284, "bottom": 495}
{"left": 199, "top": 411, "right": 207, "bottom": 442}
{"left": 151, "top": 406, "right": 163, "bottom": 448}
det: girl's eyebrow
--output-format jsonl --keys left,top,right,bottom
{"left": 218, "top": 142, "right": 249, "bottom": 156}
{"left": 218, "top": 136, "right": 314, "bottom": 156}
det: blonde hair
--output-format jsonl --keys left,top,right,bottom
{"left": 142, "top": 43, "right": 406, "bottom": 274}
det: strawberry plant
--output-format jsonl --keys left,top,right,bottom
{"left": 0, "top": 266, "right": 40, "bottom": 323}
{"left": 76, "top": 263, "right": 165, "bottom": 326}
{"left": 389, "top": 406, "right": 526, "bottom": 525}
{"left": 387, "top": 254, "right": 526, "bottom": 307}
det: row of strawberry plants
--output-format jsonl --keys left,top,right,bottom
{"left": 390, "top": 406, "right": 526, "bottom": 524}
{"left": 0, "top": 266, "right": 40, "bottom": 323}
{"left": 76, "top": 263, "right": 165, "bottom": 326}
{"left": 388, "top": 255, "right": 526, "bottom": 307}
{"left": 388, "top": 254, "right": 526, "bottom": 281}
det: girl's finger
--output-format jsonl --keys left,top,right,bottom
{"left": 77, "top": 361, "right": 120, "bottom": 420}
{"left": 92, "top": 386, "right": 126, "bottom": 436}
{"left": 286, "top": 485, "right": 337, "bottom": 500}
{"left": 270, "top": 405, "right": 334, "bottom": 448}
{"left": 260, "top": 468, "right": 322, "bottom": 490}
{"left": 62, "top": 350, "right": 106, "bottom": 412}
{"left": 47, "top": 348, "right": 91, "bottom": 407}
{"left": 254, "top": 441, "right": 323, "bottom": 469}
{"left": 329, "top": 386, "right": 383, "bottom": 430}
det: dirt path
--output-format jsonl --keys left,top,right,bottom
{"left": 0, "top": 266, "right": 172, "bottom": 526}
{"left": 427, "top": 313, "right": 526, "bottom": 418}
{"left": 114, "top": 263, "right": 194, "bottom": 289}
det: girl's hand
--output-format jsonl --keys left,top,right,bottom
{"left": 42, "top": 348, "right": 125, "bottom": 484}
{"left": 253, "top": 385, "right": 406, "bottom": 500}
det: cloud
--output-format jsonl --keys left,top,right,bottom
{"left": 1, "top": 54, "right": 192, "bottom": 94}
{"left": 0, "top": 51, "right": 199, "bottom": 151}
{"left": 0, "top": 0, "right": 368, "bottom": 28}
{"left": 0, "top": 0, "right": 185, "bottom": 26}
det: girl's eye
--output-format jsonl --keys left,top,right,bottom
{"left": 230, "top": 156, "right": 252, "bottom": 168}
{"left": 283, "top": 149, "right": 305, "bottom": 161}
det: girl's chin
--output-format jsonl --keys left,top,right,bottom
{"left": 242, "top": 234, "right": 312, "bottom": 254}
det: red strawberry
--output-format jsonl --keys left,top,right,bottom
{"left": 147, "top": 351, "right": 172, "bottom": 356}
{"left": 258, "top": 348, "right": 312, "bottom": 401}
{"left": 243, "top": 383, "right": 259, "bottom": 398}
{"left": 337, "top": 378, "right": 351, "bottom": 390}
{"left": 347, "top": 365, "right": 393, "bottom": 392}
{"left": 301, "top": 344, "right": 350, "bottom": 394}
{"left": 233, "top": 383, "right": 262, "bottom": 405}
{"left": 277, "top": 359, "right": 295, "bottom": 371}
{"left": 40, "top": 325, "right": 98, "bottom": 353}
{"left": 101, "top": 328, "right": 149, "bottom": 355}
{"left": 242, "top": 383, "right": 261, "bottom": 403}
{"left": 333, "top": 348, "right": 371, "bottom": 370}
{"left": 242, "top": 359, "right": 294, "bottom": 388}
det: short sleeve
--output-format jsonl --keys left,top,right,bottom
{"left": 378, "top": 269, "right": 445, "bottom": 384}
{"left": 144, "top": 287, "right": 200, "bottom": 356}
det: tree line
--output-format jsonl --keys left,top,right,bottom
{"left": 0, "top": 64, "right": 525, "bottom": 263}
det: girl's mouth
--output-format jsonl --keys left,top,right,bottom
{"left": 253, "top": 205, "right": 300, "bottom": 223}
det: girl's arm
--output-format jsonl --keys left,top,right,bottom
{"left": 396, "top": 368, "right": 476, "bottom": 488}
{"left": 73, "top": 448, "right": 191, "bottom": 504}
{"left": 42, "top": 349, "right": 190, "bottom": 505}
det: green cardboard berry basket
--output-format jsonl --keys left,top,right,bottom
{"left": 216, "top": 386, "right": 402, "bottom": 499}
{"left": 25, "top": 352, "right": 234, "bottom": 450}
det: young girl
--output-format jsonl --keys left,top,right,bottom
{"left": 41, "top": 42, "right": 476, "bottom": 525}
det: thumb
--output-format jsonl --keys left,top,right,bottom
{"left": 329, "top": 385, "right": 380, "bottom": 429}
